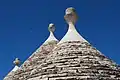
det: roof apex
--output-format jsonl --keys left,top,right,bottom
{"left": 43, "top": 23, "right": 58, "bottom": 45}
{"left": 58, "top": 7, "right": 87, "bottom": 44}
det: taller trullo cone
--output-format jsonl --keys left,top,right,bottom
{"left": 4, "top": 7, "right": 120, "bottom": 80}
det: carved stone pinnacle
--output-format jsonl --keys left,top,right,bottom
{"left": 64, "top": 7, "right": 78, "bottom": 24}
{"left": 48, "top": 23, "right": 55, "bottom": 32}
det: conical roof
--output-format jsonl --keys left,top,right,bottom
{"left": 23, "top": 23, "right": 58, "bottom": 66}
{"left": 3, "top": 23, "right": 58, "bottom": 80}
{"left": 5, "top": 8, "right": 120, "bottom": 80}
{"left": 4, "top": 58, "right": 20, "bottom": 80}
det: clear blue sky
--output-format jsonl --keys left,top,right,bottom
{"left": 0, "top": 0, "right": 120, "bottom": 79}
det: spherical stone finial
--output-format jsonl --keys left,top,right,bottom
{"left": 43, "top": 23, "right": 58, "bottom": 45}
{"left": 13, "top": 58, "right": 20, "bottom": 66}
{"left": 48, "top": 23, "right": 55, "bottom": 32}
{"left": 64, "top": 7, "right": 78, "bottom": 24}
{"left": 65, "top": 7, "right": 76, "bottom": 15}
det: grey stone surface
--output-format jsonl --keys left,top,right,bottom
{"left": 4, "top": 7, "right": 120, "bottom": 80}
{"left": 5, "top": 41, "right": 120, "bottom": 80}
{"left": 4, "top": 40, "right": 58, "bottom": 80}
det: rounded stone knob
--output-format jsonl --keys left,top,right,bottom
{"left": 64, "top": 7, "right": 78, "bottom": 24}
{"left": 13, "top": 58, "right": 20, "bottom": 66}
{"left": 48, "top": 23, "right": 55, "bottom": 32}
{"left": 65, "top": 7, "right": 76, "bottom": 15}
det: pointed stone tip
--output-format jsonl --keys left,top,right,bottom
{"left": 48, "top": 23, "right": 55, "bottom": 32}
{"left": 13, "top": 58, "right": 20, "bottom": 66}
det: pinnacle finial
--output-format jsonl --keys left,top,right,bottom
{"left": 64, "top": 7, "right": 78, "bottom": 24}
{"left": 13, "top": 58, "right": 20, "bottom": 66}
{"left": 48, "top": 23, "right": 55, "bottom": 32}
{"left": 58, "top": 7, "right": 87, "bottom": 44}
{"left": 43, "top": 23, "right": 58, "bottom": 44}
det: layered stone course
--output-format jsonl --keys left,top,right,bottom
{"left": 4, "top": 7, "right": 120, "bottom": 80}
{"left": 4, "top": 41, "right": 58, "bottom": 80}
{"left": 10, "top": 41, "right": 120, "bottom": 80}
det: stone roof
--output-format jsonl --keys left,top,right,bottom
{"left": 4, "top": 7, "right": 120, "bottom": 80}
{"left": 4, "top": 58, "right": 20, "bottom": 80}
{"left": 4, "top": 23, "right": 58, "bottom": 80}
{"left": 7, "top": 41, "right": 120, "bottom": 80}
{"left": 4, "top": 66, "right": 19, "bottom": 80}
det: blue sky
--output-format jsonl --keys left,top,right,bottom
{"left": 0, "top": 0, "right": 120, "bottom": 79}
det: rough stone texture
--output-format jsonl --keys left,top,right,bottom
{"left": 4, "top": 7, "right": 120, "bottom": 80}
{"left": 4, "top": 71, "right": 16, "bottom": 80}
{"left": 7, "top": 41, "right": 120, "bottom": 80}
{"left": 4, "top": 40, "right": 58, "bottom": 80}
